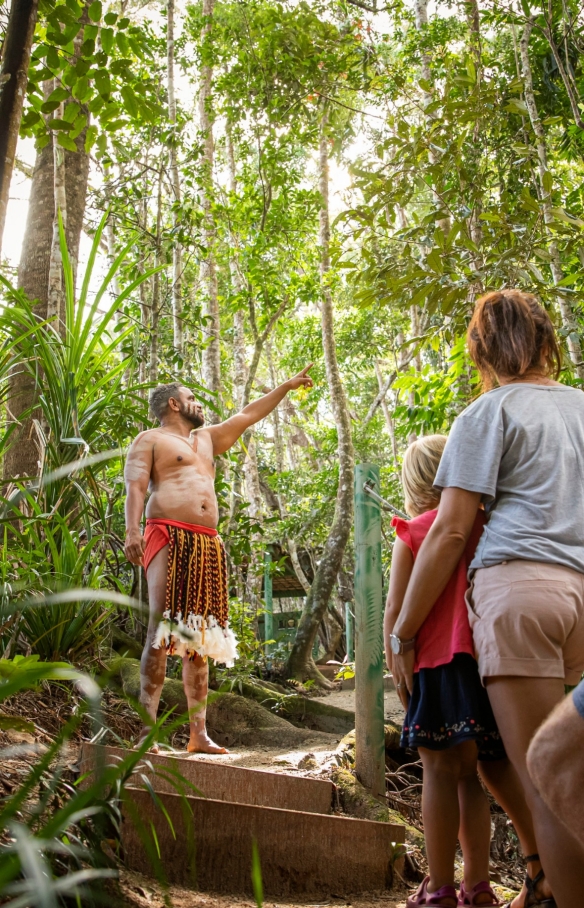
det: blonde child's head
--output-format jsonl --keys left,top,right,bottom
{"left": 401, "top": 434, "right": 447, "bottom": 517}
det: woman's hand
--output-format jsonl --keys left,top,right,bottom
{"left": 392, "top": 649, "right": 415, "bottom": 711}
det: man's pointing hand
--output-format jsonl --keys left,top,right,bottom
{"left": 287, "top": 363, "right": 314, "bottom": 391}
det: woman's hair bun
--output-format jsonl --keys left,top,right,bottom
{"left": 467, "top": 290, "right": 561, "bottom": 389}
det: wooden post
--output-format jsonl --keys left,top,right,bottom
{"left": 264, "top": 551, "right": 273, "bottom": 654}
{"left": 354, "top": 463, "right": 385, "bottom": 796}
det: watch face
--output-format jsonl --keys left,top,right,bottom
{"left": 390, "top": 635, "right": 400, "bottom": 655}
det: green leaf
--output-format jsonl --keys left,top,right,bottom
{"left": 104, "top": 11, "right": 117, "bottom": 24}
{"left": 100, "top": 26, "right": 114, "bottom": 54}
{"left": 84, "top": 124, "right": 98, "bottom": 151}
{"left": 116, "top": 32, "right": 129, "bottom": 55}
{"left": 72, "top": 76, "right": 91, "bottom": 101}
{"left": 426, "top": 249, "right": 444, "bottom": 274}
{"left": 57, "top": 133, "right": 78, "bottom": 151}
{"left": 70, "top": 113, "right": 88, "bottom": 139}
{"left": 63, "top": 101, "right": 80, "bottom": 122}
{"left": 505, "top": 98, "right": 529, "bottom": 116}
{"left": 556, "top": 273, "right": 579, "bottom": 287}
{"left": 88, "top": 0, "right": 102, "bottom": 21}
{"left": 251, "top": 839, "right": 264, "bottom": 908}
{"left": 542, "top": 170, "right": 553, "bottom": 194}
{"left": 48, "top": 118, "right": 73, "bottom": 131}
{"left": 120, "top": 85, "right": 139, "bottom": 118}
{"left": 47, "top": 46, "right": 60, "bottom": 70}
{"left": 94, "top": 69, "right": 111, "bottom": 95}
{"left": 83, "top": 24, "right": 99, "bottom": 40}
{"left": 41, "top": 87, "right": 70, "bottom": 113}
{"left": 0, "top": 715, "right": 35, "bottom": 733}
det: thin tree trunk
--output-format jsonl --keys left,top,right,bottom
{"left": 47, "top": 99, "right": 67, "bottom": 327}
{"left": 167, "top": 0, "right": 183, "bottom": 357}
{"left": 0, "top": 0, "right": 39, "bottom": 252}
{"left": 286, "top": 111, "right": 355, "bottom": 685}
{"left": 414, "top": 0, "right": 431, "bottom": 85}
{"left": 149, "top": 167, "right": 163, "bottom": 384}
{"left": 267, "top": 346, "right": 312, "bottom": 595}
{"left": 520, "top": 19, "right": 584, "bottom": 377}
{"left": 104, "top": 164, "right": 120, "bottom": 305}
{"left": 199, "top": 0, "right": 220, "bottom": 418}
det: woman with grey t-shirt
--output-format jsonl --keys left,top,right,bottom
{"left": 391, "top": 290, "right": 584, "bottom": 908}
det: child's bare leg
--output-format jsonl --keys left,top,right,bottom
{"left": 456, "top": 741, "right": 493, "bottom": 905}
{"left": 419, "top": 745, "right": 461, "bottom": 907}
{"left": 182, "top": 653, "right": 228, "bottom": 754}
{"left": 479, "top": 757, "right": 545, "bottom": 908}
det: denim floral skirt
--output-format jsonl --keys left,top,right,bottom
{"left": 401, "top": 652, "right": 506, "bottom": 761}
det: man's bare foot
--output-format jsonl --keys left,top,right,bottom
{"left": 134, "top": 728, "right": 160, "bottom": 753}
{"left": 187, "top": 731, "right": 228, "bottom": 754}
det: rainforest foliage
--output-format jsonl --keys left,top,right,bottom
{"left": 1, "top": 0, "right": 584, "bottom": 898}
{"left": 3, "top": 0, "right": 584, "bottom": 673}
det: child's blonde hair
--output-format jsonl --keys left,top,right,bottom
{"left": 401, "top": 434, "right": 447, "bottom": 517}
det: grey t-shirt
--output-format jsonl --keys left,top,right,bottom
{"left": 434, "top": 383, "right": 584, "bottom": 573}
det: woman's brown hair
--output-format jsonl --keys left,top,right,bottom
{"left": 467, "top": 290, "right": 562, "bottom": 390}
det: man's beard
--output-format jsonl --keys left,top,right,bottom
{"left": 180, "top": 403, "right": 204, "bottom": 428}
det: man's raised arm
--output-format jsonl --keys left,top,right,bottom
{"left": 124, "top": 434, "right": 154, "bottom": 565}
{"left": 208, "top": 365, "right": 314, "bottom": 456}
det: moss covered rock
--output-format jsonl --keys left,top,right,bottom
{"left": 331, "top": 766, "right": 424, "bottom": 849}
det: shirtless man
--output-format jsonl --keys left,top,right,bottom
{"left": 124, "top": 366, "right": 313, "bottom": 753}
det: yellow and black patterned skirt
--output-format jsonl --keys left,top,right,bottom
{"left": 147, "top": 521, "right": 237, "bottom": 665}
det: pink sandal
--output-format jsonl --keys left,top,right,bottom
{"left": 459, "top": 880, "right": 501, "bottom": 906}
{"left": 406, "top": 876, "right": 458, "bottom": 907}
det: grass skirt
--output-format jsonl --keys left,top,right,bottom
{"left": 151, "top": 524, "right": 238, "bottom": 666}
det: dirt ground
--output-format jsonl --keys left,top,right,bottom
{"left": 181, "top": 688, "right": 405, "bottom": 774}
{"left": 325, "top": 689, "right": 405, "bottom": 727}
{"left": 119, "top": 869, "right": 411, "bottom": 908}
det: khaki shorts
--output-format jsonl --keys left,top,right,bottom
{"left": 467, "top": 560, "right": 584, "bottom": 685}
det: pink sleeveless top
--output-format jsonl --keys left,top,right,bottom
{"left": 392, "top": 510, "right": 485, "bottom": 672}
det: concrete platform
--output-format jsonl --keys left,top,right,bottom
{"left": 79, "top": 743, "right": 334, "bottom": 814}
{"left": 121, "top": 786, "right": 404, "bottom": 896}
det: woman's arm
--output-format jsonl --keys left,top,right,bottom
{"left": 392, "top": 487, "right": 481, "bottom": 695}
{"left": 384, "top": 538, "right": 414, "bottom": 709}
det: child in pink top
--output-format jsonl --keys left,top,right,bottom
{"left": 385, "top": 436, "right": 510, "bottom": 908}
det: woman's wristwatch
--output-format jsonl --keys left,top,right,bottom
{"left": 389, "top": 634, "right": 416, "bottom": 655}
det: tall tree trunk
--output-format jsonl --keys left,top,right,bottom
{"left": 199, "top": 0, "right": 220, "bottom": 418}
{"left": 0, "top": 0, "right": 39, "bottom": 252}
{"left": 47, "top": 99, "right": 67, "bottom": 327}
{"left": 267, "top": 347, "right": 311, "bottom": 594}
{"left": 149, "top": 167, "right": 164, "bottom": 385}
{"left": 167, "top": 0, "right": 183, "bottom": 357}
{"left": 4, "top": 52, "right": 90, "bottom": 481}
{"left": 286, "top": 112, "right": 355, "bottom": 685}
{"left": 520, "top": 19, "right": 584, "bottom": 377}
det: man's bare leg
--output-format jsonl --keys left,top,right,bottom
{"left": 182, "top": 653, "right": 228, "bottom": 754}
{"left": 137, "top": 545, "right": 169, "bottom": 752}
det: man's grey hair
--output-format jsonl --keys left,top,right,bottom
{"left": 149, "top": 382, "right": 183, "bottom": 422}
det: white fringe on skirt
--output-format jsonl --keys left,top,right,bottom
{"left": 153, "top": 610, "right": 238, "bottom": 666}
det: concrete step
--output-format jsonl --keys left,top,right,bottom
{"left": 79, "top": 744, "right": 334, "bottom": 814}
{"left": 80, "top": 743, "right": 405, "bottom": 897}
{"left": 122, "top": 786, "right": 404, "bottom": 896}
